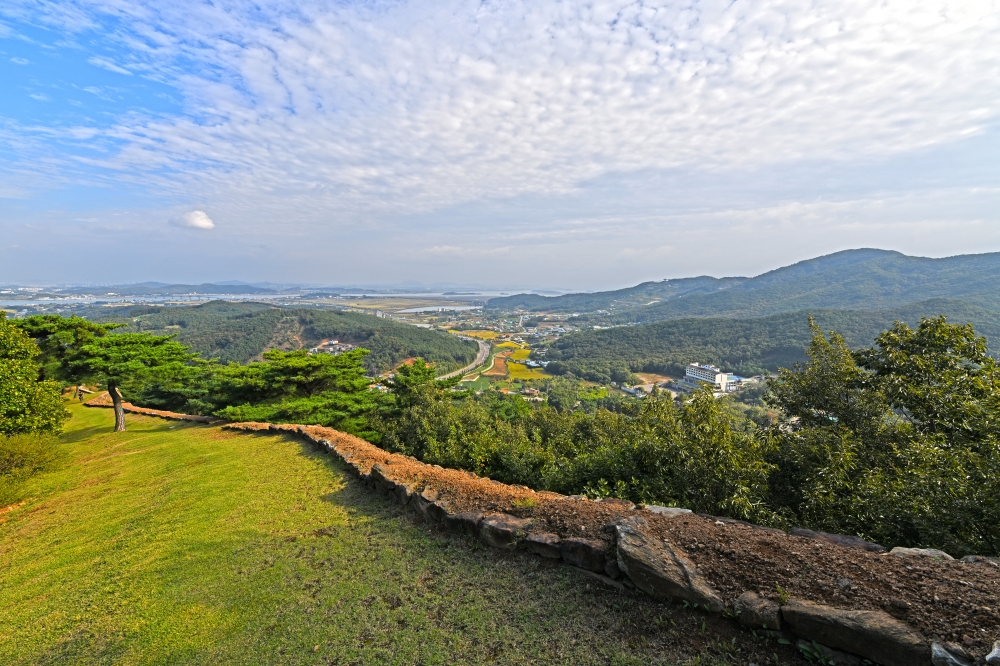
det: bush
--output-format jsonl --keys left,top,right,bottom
{"left": 0, "top": 313, "right": 68, "bottom": 435}
{"left": 0, "top": 433, "right": 62, "bottom": 506}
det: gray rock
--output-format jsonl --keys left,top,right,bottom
{"left": 370, "top": 463, "right": 396, "bottom": 495}
{"left": 644, "top": 505, "right": 692, "bottom": 518}
{"left": 524, "top": 532, "right": 561, "bottom": 559}
{"left": 604, "top": 558, "right": 622, "bottom": 580}
{"left": 480, "top": 514, "right": 533, "bottom": 550}
{"left": 960, "top": 555, "right": 1000, "bottom": 567}
{"left": 790, "top": 527, "right": 886, "bottom": 553}
{"left": 412, "top": 487, "right": 447, "bottom": 523}
{"left": 614, "top": 515, "right": 725, "bottom": 613}
{"left": 780, "top": 599, "right": 930, "bottom": 666}
{"left": 560, "top": 537, "right": 607, "bottom": 572}
{"left": 394, "top": 482, "right": 417, "bottom": 506}
{"left": 987, "top": 640, "right": 1000, "bottom": 666}
{"left": 443, "top": 511, "right": 484, "bottom": 537}
{"left": 890, "top": 546, "right": 954, "bottom": 561}
{"left": 595, "top": 498, "right": 636, "bottom": 511}
{"left": 569, "top": 566, "right": 625, "bottom": 590}
{"left": 734, "top": 591, "right": 781, "bottom": 630}
{"left": 931, "top": 641, "right": 974, "bottom": 666}
{"left": 796, "top": 639, "right": 862, "bottom": 666}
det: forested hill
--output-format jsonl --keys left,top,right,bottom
{"left": 544, "top": 298, "right": 1000, "bottom": 383}
{"left": 488, "top": 249, "right": 1000, "bottom": 321}
{"left": 486, "top": 276, "right": 744, "bottom": 313}
{"left": 87, "top": 301, "right": 477, "bottom": 374}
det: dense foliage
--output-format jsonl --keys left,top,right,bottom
{"left": 766, "top": 317, "right": 1000, "bottom": 556}
{"left": 544, "top": 300, "right": 1000, "bottom": 381}
{"left": 0, "top": 313, "right": 67, "bottom": 435}
{"left": 370, "top": 316, "right": 1000, "bottom": 555}
{"left": 374, "top": 381, "right": 776, "bottom": 523}
{"left": 90, "top": 301, "right": 477, "bottom": 372}
{"left": 135, "top": 349, "right": 380, "bottom": 439}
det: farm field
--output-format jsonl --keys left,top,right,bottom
{"left": 0, "top": 403, "right": 791, "bottom": 665}
{"left": 450, "top": 330, "right": 499, "bottom": 340}
{"left": 482, "top": 350, "right": 510, "bottom": 377}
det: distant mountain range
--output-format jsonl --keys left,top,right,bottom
{"left": 488, "top": 249, "right": 1000, "bottom": 322}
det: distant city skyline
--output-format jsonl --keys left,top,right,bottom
{"left": 2, "top": 0, "right": 998, "bottom": 289}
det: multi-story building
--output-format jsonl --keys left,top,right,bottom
{"left": 684, "top": 363, "right": 740, "bottom": 392}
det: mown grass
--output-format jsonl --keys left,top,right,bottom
{"left": 0, "top": 402, "right": 801, "bottom": 665}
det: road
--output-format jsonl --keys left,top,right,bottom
{"left": 439, "top": 337, "right": 491, "bottom": 380}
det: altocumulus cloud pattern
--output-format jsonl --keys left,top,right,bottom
{"left": 1, "top": 0, "right": 999, "bottom": 286}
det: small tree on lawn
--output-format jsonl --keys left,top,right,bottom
{"left": 74, "top": 333, "right": 196, "bottom": 432}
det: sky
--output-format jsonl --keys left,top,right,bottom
{"left": 1, "top": 0, "right": 999, "bottom": 289}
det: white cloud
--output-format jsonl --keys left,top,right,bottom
{"left": 7, "top": 0, "right": 993, "bottom": 227}
{"left": 10, "top": 57, "right": 29, "bottom": 64}
{"left": 173, "top": 210, "right": 215, "bottom": 229}
{"left": 86, "top": 55, "right": 132, "bottom": 75}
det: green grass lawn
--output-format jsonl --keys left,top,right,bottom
{"left": 0, "top": 402, "right": 800, "bottom": 665}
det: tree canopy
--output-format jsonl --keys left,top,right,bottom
{"left": 0, "top": 313, "right": 67, "bottom": 435}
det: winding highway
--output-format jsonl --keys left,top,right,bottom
{"left": 439, "top": 337, "right": 491, "bottom": 380}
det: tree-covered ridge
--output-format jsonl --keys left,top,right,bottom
{"left": 485, "top": 275, "right": 743, "bottom": 313}
{"left": 488, "top": 249, "right": 1000, "bottom": 321}
{"left": 89, "top": 301, "right": 477, "bottom": 374}
{"left": 543, "top": 298, "right": 1000, "bottom": 382}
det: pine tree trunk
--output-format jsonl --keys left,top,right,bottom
{"left": 108, "top": 381, "right": 126, "bottom": 432}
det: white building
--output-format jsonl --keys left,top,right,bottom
{"left": 685, "top": 363, "right": 740, "bottom": 392}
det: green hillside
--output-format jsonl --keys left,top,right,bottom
{"left": 545, "top": 298, "right": 1000, "bottom": 381}
{"left": 0, "top": 403, "right": 797, "bottom": 665}
{"left": 489, "top": 249, "right": 1000, "bottom": 322}
{"left": 87, "top": 302, "right": 477, "bottom": 374}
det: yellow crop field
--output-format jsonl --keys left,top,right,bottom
{"left": 510, "top": 348, "right": 531, "bottom": 361}
{"left": 508, "top": 363, "right": 550, "bottom": 380}
{"left": 451, "top": 330, "right": 499, "bottom": 340}
{"left": 496, "top": 341, "right": 521, "bottom": 349}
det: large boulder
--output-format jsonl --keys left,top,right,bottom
{"left": 370, "top": 463, "right": 396, "bottom": 496}
{"left": 780, "top": 599, "right": 930, "bottom": 666}
{"left": 479, "top": 514, "right": 533, "bottom": 550}
{"left": 734, "top": 591, "right": 781, "bottom": 630}
{"left": 525, "top": 532, "right": 562, "bottom": 559}
{"left": 890, "top": 547, "right": 954, "bottom": 561}
{"left": 614, "top": 516, "right": 725, "bottom": 613}
{"left": 411, "top": 487, "right": 448, "bottom": 523}
{"left": 443, "top": 511, "right": 484, "bottom": 537}
{"left": 559, "top": 537, "right": 606, "bottom": 572}
{"left": 986, "top": 640, "right": 1000, "bottom": 665}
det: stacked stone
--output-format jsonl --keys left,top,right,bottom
{"left": 222, "top": 420, "right": 1000, "bottom": 666}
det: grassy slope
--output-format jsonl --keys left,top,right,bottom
{"left": 0, "top": 403, "right": 801, "bottom": 665}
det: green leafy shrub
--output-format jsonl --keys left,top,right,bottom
{"left": 0, "top": 433, "right": 62, "bottom": 505}
{"left": 0, "top": 313, "right": 68, "bottom": 435}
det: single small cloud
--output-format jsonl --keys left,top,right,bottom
{"left": 29, "top": 93, "right": 50, "bottom": 102}
{"left": 173, "top": 210, "right": 215, "bottom": 230}
{"left": 10, "top": 57, "right": 29, "bottom": 65}
{"left": 87, "top": 56, "right": 132, "bottom": 76}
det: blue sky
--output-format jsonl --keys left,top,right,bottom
{"left": 1, "top": 0, "right": 998, "bottom": 288}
